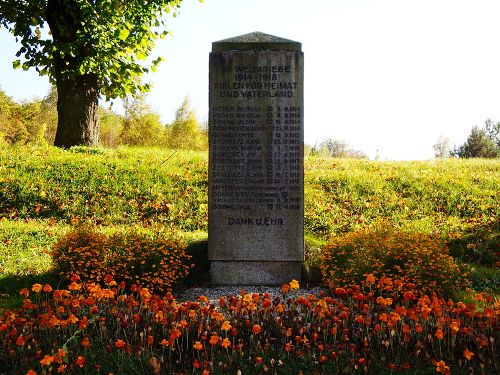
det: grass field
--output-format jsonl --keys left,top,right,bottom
{"left": 0, "top": 145, "right": 498, "bottom": 374}
{"left": 1, "top": 145, "right": 498, "bottom": 291}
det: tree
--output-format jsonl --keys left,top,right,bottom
{"left": 38, "top": 86, "right": 58, "bottom": 144}
{"left": 454, "top": 121, "right": 500, "bottom": 158}
{"left": 484, "top": 118, "right": 500, "bottom": 148}
{"left": 433, "top": 136, "right": 451, "bottom": 158}
{"left": 0, "top": 88, "right": 29, "bottom": 145}
{"left": 167, "top": 97, "right": 207, "bottom": 150}
{"left": 318, "top": 139, "right": 368, "bottom": 159}
{"left": 0, "top": 0, "right": 182, "bottom": 148}
{"left": 99, "top": 105, "right": 124, "bottom": 147}
{"left": 120, "top": 93, "right": 166, "bottom": 146}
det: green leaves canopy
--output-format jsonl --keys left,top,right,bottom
{"left": 0, "top": 0, "right": 182, "bottom": 99}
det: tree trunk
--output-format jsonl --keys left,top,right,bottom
{"left": 47, "top": 0, "right": 100, "bottom": 148}
{"left": 53, "top": 73, "right": 100, "bottom": 148}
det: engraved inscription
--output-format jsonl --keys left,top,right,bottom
{"left": 210, "top": 61, "right": 302, "bottom": 215}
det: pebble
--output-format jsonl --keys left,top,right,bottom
{"left": 174, "top": 285, "right": 325, "bottom": 303}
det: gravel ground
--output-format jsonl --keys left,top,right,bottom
{"left": 174, "top": 285, "right": 325, "bottom": 303}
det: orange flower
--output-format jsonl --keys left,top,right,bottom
{"left": 255, "top": 357, "right": 263, "bottom": 364}
{"left": 57, "top": 365, "right": 67, "bottom": 373}
{"left": 281, "top": 283, "right": 290, "bottom": 294}
{"left": 449, "top": 320, "right": 460, "bottom": 334}
{"left": 221, "top": 338, "right": 231, "bottom": 349}
{"left": 193, "top": 341, "right": 203, "bottom": 350}
{"left": 115, "top": 339, "right": 126, "bottom": 349}
{"left": 209, "top": 334, "right": 219, "bottom": 346}
{"left": 75, "top": 356, "right": 85, "bottom": 368}
{"left": 202, "top": 370, "right": 210, "bottom": 375}
{"left": 365, "top": 274, "right": 376, "bottom": 284}
{"left": 289, "top": 279, "right": 300, "bottom": 289}
{"left": 147, "top": 335, "right": 154, "bottom": 346}
{"left": 79, "top": 316, "right": 89, "bottom": 330}
{"left": 19, "top": 288, "right": 30, "bottom": 297}
{"left": 284, "top": 342, "right": 292, "bottom": 352}
{"left": 160, "top": 339, "right": 169, "bottom": 347}
{"left": 169, "top": 328, "right": 182, "bottom": 340}
{"left": 15, "top": 335, "right": 24, "bottom": 346}
{"left": 435, "top": 329, "right": 444, "bottom": 340}
{"left": 252, "top": 324, "right": 262, "bottom": 334}
{"left": 275, "top": 304, "right": 284, "bottom": 313}
{"left": 463, "top": 349, "right": 474, "bottom": 360}
{"left": 81, "top": 337, "right": 90, "bottom": 348}
{"left": 43, "top": 284, "right": 53, "bottom": 293}
{"left": 103, "top": 274, "right": 116, "bottom": 285}
{"left": 68, "top": 282, "right": 82, "bottom": 291}
{"left": 435, "top": 360, "right": 449, "bottom": 373}
{"left": 197, "top": 295, "right": 209, "bottom": 303}
{"left": 40, "top": 355, "right": 54, "bottom": 366}
{"left": 335, "top": 287, "right": 346, "bottom": 295}
{"left": 415, "top": 323, "right": 423, "bottom": 333}
{"left": 402, "top": 324, "right": 410, "bottom": 334}
{"left": 221, "top": 320, "right": 232, "bottom": 331}
{"left": 31, "top": 284, "right": 42, "bottom": 293}
{"left": 26, "top": 370, "right": 38, "bottom": 375}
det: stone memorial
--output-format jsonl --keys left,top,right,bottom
{"left": 208, "top": 32, "right": 304, "bottom": 285}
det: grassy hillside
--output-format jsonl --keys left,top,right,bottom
{"left": 0, "top": 145, "right": 498, "bottom": 288}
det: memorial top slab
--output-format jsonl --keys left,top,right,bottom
{"left": 212, "top": 31, "right": 301, "bottom": 52}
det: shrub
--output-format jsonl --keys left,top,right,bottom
{"left": 51, "top": 227, "right": 108, "bottom": 283}
{"left": 106, "top": 231, "right": 192, "bottom": 293}
{"left": 320, "top": 225, "right": 467, "bottom": 294}
{"left": 51, "top": 227, "right": 192, "bottom": 293}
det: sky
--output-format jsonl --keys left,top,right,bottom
{"left": 1, "top": 0, "right": 499, "bottom": 160}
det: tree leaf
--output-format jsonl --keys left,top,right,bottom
{"left": 118, "top": 28, "right": 129, "bottom": 41}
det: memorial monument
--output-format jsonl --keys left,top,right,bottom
{"left": 208, "top": 32, "right": 304, "bottom": 285}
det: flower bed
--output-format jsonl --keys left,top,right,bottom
{"left": 1, "top": 276, "right": 497, "bottom": 374}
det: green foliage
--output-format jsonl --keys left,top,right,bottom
{"left": 320, "top": 225, "right": 467, "bottom": 294}
{"left": 0, "top": 88, "right": 28, "bottom": 145}
{"left": 0, "top": 86, "right": 58, "bottom": 146}
{"left": 52, "top": 226, "right": 192, "bottom": 293}
{"left": 167, "top": 97, "right": 208, "bottom": 150}
{"left": 454, "top": 120, "right": 500, "bottom": 158}
{"left": 120, "top": 93, "right": 168, "bottom": 146}
{"left": 0, "top": 0, "right": 183, "bottom": 99}
{"left": 38, "top": 86, "right": 58, "bottom": 143}
{"left": 315, "top": 139, "right": 367, "bottom": 158}
{"left": 99, "top": 106, "right": 125, "bottom": 147}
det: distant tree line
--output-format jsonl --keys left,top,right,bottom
{"left": 434, "top": 119, "right": 500, "bottom": 159}
{"left": 307, "top": 139, "right": 368, "bottom": 159}
{"left": 0, "top": 87, "right": 207, "bottom": 150}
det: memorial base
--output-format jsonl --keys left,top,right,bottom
{"left": 210, "top": 261, "right": 302, "bottom": 286}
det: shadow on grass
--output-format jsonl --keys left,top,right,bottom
{"left": 182, "top": 240, "right": 210, "bottom": 288}
{"left": 0, "top": 271, "right": 66, "bottom": 310}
